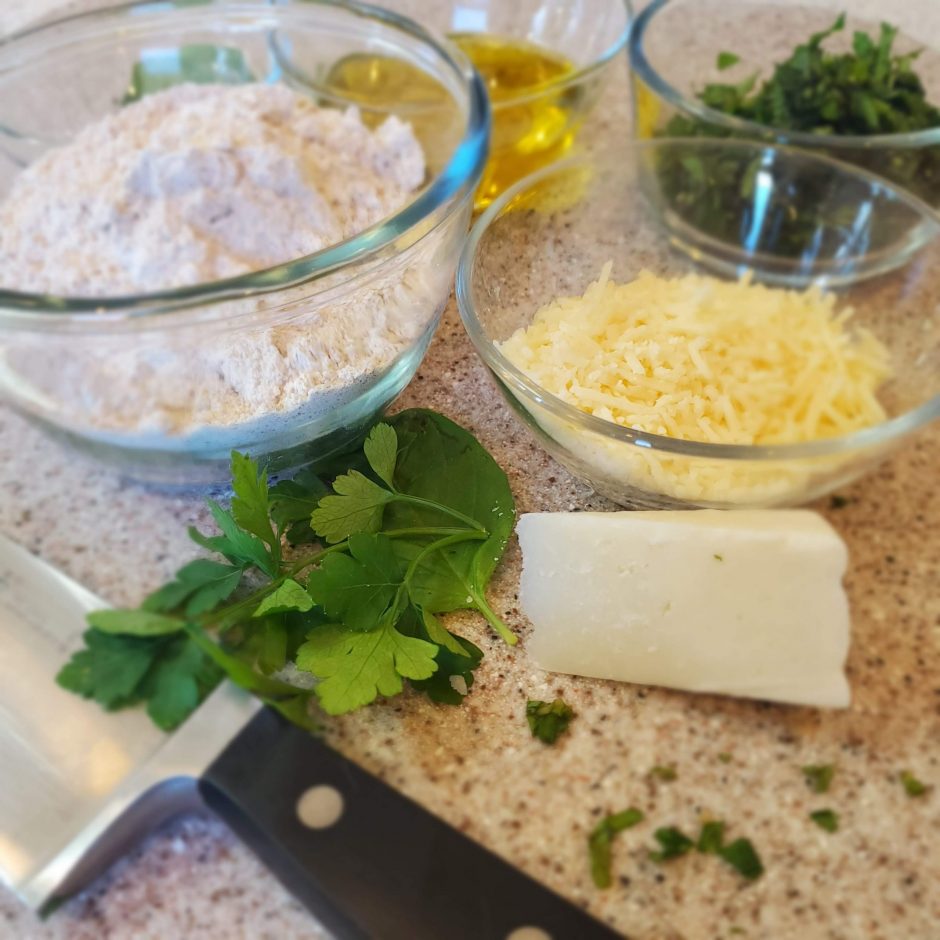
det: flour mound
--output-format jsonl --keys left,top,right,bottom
{"left": 0, "top": 83, "right": 445, "bottom": 447}
{"left": 0, "top": 83, "right": 425, "bottom": 296}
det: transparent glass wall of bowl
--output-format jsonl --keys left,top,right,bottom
{"left": 630, "top": 0, "right": 940, "bottom": 206}
{"left": 459, "top": 149, "right": 940, "bottom": 509}
{"left": 0, "top": 0, "right": 483, "bottom": 485}
{"left": 2, "top": 203, "right": 469, "bottom": 484}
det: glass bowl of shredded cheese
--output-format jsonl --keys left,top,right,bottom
{"left": 0, "top": 0, "right": 488, "bottom": 485}
{"left": 456, "top": 141, "right": 940, "bottom": 508}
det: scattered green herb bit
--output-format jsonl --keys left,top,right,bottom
{"left": 716, "top": 51, "right": 741, "bottom": 71}
{"left": 57, "top": 410, "right": 516, "bottom": 728}
{"left": 589, "top": 807, "right": 645, "bottom": 888}
{"left": 123, "top": 44, "right": 255, "bottom": 104}
{"left": 900, "top": 770, "right": 929, "bottom": 797}
{"left": 829, "top": 494, "right": 852, "bottom": 510}
{"left": 718, "top": 752, "right": 733, "bottom": 764}
{"left": 809, "top": 808, "right": 840, "bottom": 832}
{"left": 649, "top": 826, "right": 695, "bottom": 862}
{"left": 526, "top": 698, "right": 575, "bottom": 744}
{"left": 650, "top": 764, "right": 678, "bottom": 782}
{"left": 729, "top": 929, "right": 746, "bottom": 937}
{"left": 713, "top": 554, "right": 724, "bottom": 562}
{"left": 718, "top": 838, "right": 764, "bottom": 880}
{"left": 802, "top": 764, "right": 835, "bottom": 794}
{"left": 696, "top": 820, "right": 726, "bottom": 854}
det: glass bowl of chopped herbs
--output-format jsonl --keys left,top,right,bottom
{"left": 630, "top": 0, "right": 940, "bottom": 239}
{"left": 456, "top": 143, "right": 940, "bottom": 509}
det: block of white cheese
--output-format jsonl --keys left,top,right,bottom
{"left": 518, "top": 510, "right": 850, "bottom": 708}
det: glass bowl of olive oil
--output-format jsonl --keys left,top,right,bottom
{"left": 321, "top": 0, "right": 632, "bottom": 210}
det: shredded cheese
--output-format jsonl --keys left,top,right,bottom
{"left": 498, "top": 267, "right": 893, "bottom": 504}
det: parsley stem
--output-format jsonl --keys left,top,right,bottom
{"left": 470, "top": 587, "right": 517, "bottom": 646}
{"left": 391, "top": 494, "right": 488, "bottom": 534}
{"left": 403, "top": 531, "right": 488, "bottom": 586}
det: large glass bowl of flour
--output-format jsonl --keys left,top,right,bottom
{"left": 0, "top": 0, "right": 488, "bottom": 484}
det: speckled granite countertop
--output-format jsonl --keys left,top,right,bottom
{"left": 1, "top": 2, "right": 939, "bottom": 939}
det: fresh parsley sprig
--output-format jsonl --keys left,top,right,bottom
{"left": 57, "top": 410, "right": 516, "bottom": 729}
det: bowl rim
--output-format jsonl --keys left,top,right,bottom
{"left": 455, "top": 141, "right": 940, "bottom": 462}
{"left": 0, "top": 0, "right": 489, "bottom": 321}
{"left": 463, "top": 0, "right": 634, "bottom": 110}
{"left": 630, "top": 0, "right": 940, "bottom": 150}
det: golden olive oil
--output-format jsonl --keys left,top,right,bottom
{"left": 450, "top": 33, "right": 577, "bottom": 209}
{"left": 325, "top": 33, "right": 579, "bottom": 211}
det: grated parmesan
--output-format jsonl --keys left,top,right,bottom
{"left": 498, "top": 266, "right": 893, "bottom": 504}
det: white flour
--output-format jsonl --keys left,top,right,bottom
{"left": 0, "top": 83, "right": 441, "bottom": 448}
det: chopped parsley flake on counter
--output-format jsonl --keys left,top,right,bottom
{"left": 802, "top": 764, "right": 835, "bottom": 793}
{"left": 526, "top": 697, "right": 575, "bottom": 744}
{"left": 589, "top": 807, "right": 645, "bottom": 888}
{"left": 809, "top": 809, "right": 839, "bottom": 832}
{"left": 900, "top": 770, "right": 929, "bottom": 797}
{"left": 650, "top": 765, "right": 678, "bottom": 782}
{"left": 648, "top": 820, "right": 764, "bottom": 880}
{"left": 696, "top": 820, "right": 726, "bottom": 854}
{"left": 718, "top": 838, "right": 764, "bottom": 880}
{"left": 718, "top": 752, "right": 733, "bottom": 763}
{"left": 649, "top": 826, "right": 694, "bottom": 862}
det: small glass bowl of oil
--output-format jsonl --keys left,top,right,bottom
{"left": 323, "top": 0, "right": 632, "bottom": 211}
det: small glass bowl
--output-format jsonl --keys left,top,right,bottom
{"left": 630, "top": 0, "right": 940, "bottom": 207}
{"left": 456, "top": 141, "right": 940, "bottom": 509}
{"left": 370, "top": 0, "right": 632, "bottom": 210}
{"left": 0, "top": 0, "right": 488, "bottom": 485}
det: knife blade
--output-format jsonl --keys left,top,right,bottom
{"left": 0, "top": 533, "right": 622, "bottom": 939}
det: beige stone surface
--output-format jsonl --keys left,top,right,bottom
{"left": 1, "top": 2, "right": 939, "bottom": 939}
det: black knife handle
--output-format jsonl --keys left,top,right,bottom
{"left": 199, "top": 707, "right": 623, "bottom": 940}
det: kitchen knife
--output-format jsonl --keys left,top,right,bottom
{"left": 0, "top": 533, "right": 622, "bottom": 939}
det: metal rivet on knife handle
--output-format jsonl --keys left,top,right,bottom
{"left": 296, "top": 785, "right": 345, "bottom": 830}
{"left": 506, "top": 927, "right": 553, "bottom": 940}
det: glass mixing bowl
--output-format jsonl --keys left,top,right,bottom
{"left": 360, "top": 0, "right": 631, "bottom": 210}
{"left": 0, "top": 0, "right": 488, "bottom": 485}
{"left": 457, "top": 141, "right": 940, "bottom": 509}
{"left": 631, "top": 0, "right": 940, "bottom": 207}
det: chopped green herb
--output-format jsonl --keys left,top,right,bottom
{"left": 809, "top": 808, "right": 840, "bottom": 832}
{"left": 589, "top": 807, "right": 645, "bottom": 888}
{"left": 695, "top": 16, "right": 940, "bottom": 138}
{"left": 829, "top": 494, "right": 852, "bottom": 510}
{"left": 718, "top": 752, "right": 733, "bottom": 764}
{"left": 657, "top": 15, "right": 940, "bottom": 252}
{"left": 650, "top": 765, "right": 678, "bottom": 782}
{"left": 526, "top": 698, "right": 575, "bottom": 744}
{"left": 649, "top": 826, "right": 695, "bottom": 862}
{"left": 802, "top": 764, "right": 835, "bottom": 794}
{"left": 696, "top": 820, "right": 726, "bottom": 854}
{"left": 58, "top": 411, "right": 516, "bottom": 728}
{"left": 900, "top": 770, "right": 929, "bottom": 797}
{"left": 716, "top": 51, "right": 741, "bottom": 71}
{"left": 718, "top": 838, "right": 764, "bottom": 880}
{"left": 713, "top": 553, "right": 724, "bottom": 562}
